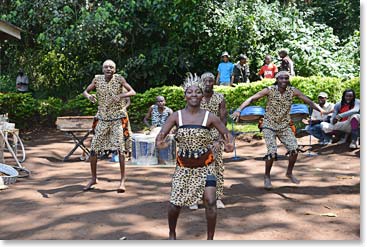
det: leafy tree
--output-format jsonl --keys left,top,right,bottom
{"left": 0, "top": 0, "right": 360, "bottom": 100}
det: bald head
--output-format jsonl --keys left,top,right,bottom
{"left": 102, "top": 59, "right": 116, "bottom": 69}
{"left": 102, "top": 59, "right": 116, "bottom": 78}
{"left": 156, "top": 95, "right": 166, "bottom": 108}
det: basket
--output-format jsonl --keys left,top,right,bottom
{"left": 0, "top": 163, "right": 19, "bottom": 185}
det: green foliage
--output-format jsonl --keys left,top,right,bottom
{"left": 215, "top": 76, "right": 360, "bottom": 110}
{"left": 0, "top": 75, "right": 17, "bottom": 93}
{"left": 0, "top": 76, "right": 360, "bottom": 130}
{"left": 62, "top": 93, "right": 97, "bottom": 116}
{"left": 0, "top": 0, "right": 360, "bottom": 100}
{"left": 36, "top": 97, "right": 63, "bottom": 126}
{"left": 0, "top": 93, "right": 37, "bottom": 129}
{"left": 298, "top": 0, "right": 360, "bottom": 41}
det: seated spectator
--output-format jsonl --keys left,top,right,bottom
{"left": 144, "top": 96, "right": 173, "bottom": 131}
{"left": 302, "top": 92, "right": 334, "bottom": 145}
{"left": 232, "top": 54, "right": 250, "bottom": 83}
{"left": 321, "top": 89, "right": 360, "bottom": 149}
{"left": 258, "top": 55, "right": 278, "bottom": 80}
{"left": 216, "top": 51, "right": 234, "bottom": 86}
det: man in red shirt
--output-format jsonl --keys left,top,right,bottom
{"left": 258, "top": 55, "right": 278, "bottom": 80}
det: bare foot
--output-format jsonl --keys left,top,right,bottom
{"left": 83, "top": 179, "right": 97, "bottom": 191}
{"left": 286, "top": 174, "right": 300, "bottom": 184}
{"left": 168, "top": 232, "right": 176, "bottom": 240}
{"left": 264, "top": 176, "right": 272, "bottom": 190}
{"left": 117, "top": 181, "right": 126, "bottom": 193}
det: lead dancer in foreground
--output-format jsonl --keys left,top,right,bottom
{"left": 156, "top": 73, "right": 234, "bottom": 240}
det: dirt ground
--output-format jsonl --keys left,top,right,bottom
{"left": 0, "top": 128, "right": 360, "bottom": 240}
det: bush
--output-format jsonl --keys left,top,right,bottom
{"left": 36, "top": 97, "right": 64, "bottom": 126}
{"left": 127, "top": 76, "right": 360, "bottom": 129}
{"left": 0, "top": 93, "right": 37, "bottom": 129}
{"left": 0, "top": 76, "right": 360, "bottom": 131}
{"left": 62, "top": 93, "right": 97, "bottom": 116}
{"left": 215, "top": 76, "right": 360, "bottom": 110}
{"left": 0, "top": 75, "right": 17, "bottom": 93}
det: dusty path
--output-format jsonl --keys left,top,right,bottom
{"left": 0, "top": 129, "right": 360, "bottom": 240}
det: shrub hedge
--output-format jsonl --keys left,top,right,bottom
{"left": 0, "top": 76, "right": 360, "bottom": 130}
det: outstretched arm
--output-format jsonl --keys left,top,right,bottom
{"left": 156, "top": 112, "right": 178, "bottom": 149}
{"left": 231, "top": 87, "right": 270, "bottom": 122}
{"left": 294, "top": 88, "right": 325, "bottom": 114}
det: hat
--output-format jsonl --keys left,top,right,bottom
{"left": 221, "top": 51, "right": 230, "bottom": 58}
{"left": 238, "top": 54, "right": 247, "bottom": 60}
{"left": 318, "top": 92, "right": 328, "bottom": 98}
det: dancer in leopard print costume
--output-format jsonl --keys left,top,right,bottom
{"left": 232, "top": 71, "right": 325, "bottom": 189}
{"left": 156, "top": 73, "right": 233, "bottom": 240}
{"left": 82, "top": 59, "right": 136, "bottom": 193}
{"left": 199, "top": 72, "right": 227, "bottom": 209}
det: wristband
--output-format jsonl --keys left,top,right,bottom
{"left": 235, "top": 109, "right": 241, "bottom": 113}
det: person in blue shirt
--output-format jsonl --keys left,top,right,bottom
{"left": 216, "top": 51, "right": 234, "bottom": 86}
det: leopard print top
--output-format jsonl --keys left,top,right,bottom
{"left": 263, "top": 85, "right": 295, "bottom": 130}
{"left": 200, "top": 92, "right": 224, "bottom": 117}
{"left": 200, "top": 92, "right": 224, "bottom": 142}
{"left": 94, "top": 74, "right": 127, "bottom": 121}
{"left": 175, "top": 110, "right": 213, "bottom": 158}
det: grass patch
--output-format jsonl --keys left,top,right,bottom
{"left": 226, "top": 122, "right": 259, "bottom": 133}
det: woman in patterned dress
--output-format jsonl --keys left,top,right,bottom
{"left": 156, "top": 73, "right": 233, "bottom": 240}
{"left": 82, "top": 59, "right": 136, "bottom": 193}
{"left": 232, "top": 71, "right": 325, "bottom": 189}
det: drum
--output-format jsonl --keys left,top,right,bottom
{"left": 290, "top": 104, "right": 309, "bottom": 121}
{"left": 157, "top": 134, "right": 176, "bottom": 166}
{"left": 131, "top": 134, "right": 158, "bottom": 165}
{"left": 239, "top": 106, "right": 265, "bottom": 122}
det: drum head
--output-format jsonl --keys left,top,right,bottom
{"left": 239, "top": 106, "right": 265, "bottom": 122}
{"left": 290, "top": 104, "right": 309, "bottom": 121}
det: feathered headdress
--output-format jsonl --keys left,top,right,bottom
{"left": 183, "top": 72, "right": 204, "bottom": 91}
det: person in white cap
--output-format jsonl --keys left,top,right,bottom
{"left": 215, "top": 51, "right": 234, "bottom": 86}
{"left": 302, "top": 92, "right": 334, "bottom": 145}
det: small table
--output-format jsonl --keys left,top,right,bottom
{"left": 60, "top": 128, "right": 92, "bottom": 161}
{"left": 56, "top": 116, "right": 95, "bottom": 161}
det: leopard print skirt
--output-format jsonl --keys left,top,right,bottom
{"left": 170, "top": 163, "right": 216, "bottom": 207}
{"left": 91, "top": 117, "right": 131, "bottom": 153}
{"left": 212, "top": 142, "right": 224, "bottom": 200}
